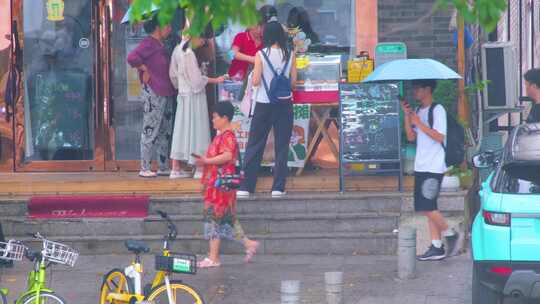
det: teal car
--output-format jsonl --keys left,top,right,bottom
{"left": 472, "top": 123, "right": 540, "bottom": 304}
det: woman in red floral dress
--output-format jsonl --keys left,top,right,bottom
{"left": 195, "top": 102, "right": 259, "bottom": 268}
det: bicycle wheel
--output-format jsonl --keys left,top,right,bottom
{"left": 100, "top": 268, "right": 131, "bottom": 304}
{"left": 21, "top": 291, "right": 65, "bottom": 304}
{"left": 145, "top": 280, "right": 204, "bottom": 304}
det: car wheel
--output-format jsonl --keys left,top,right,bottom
{"left": 472, "top": 263, "right": 504, "bottom": 304}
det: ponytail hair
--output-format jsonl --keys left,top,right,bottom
{"left": 263, "top": 21, "right": 289, "bottom": 62}
{"left": 181, "top": 38, "right": 191, "bottom": 52}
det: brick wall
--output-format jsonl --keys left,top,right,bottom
{"left": 378, "top": 0, "right": 456, "bottom": 69}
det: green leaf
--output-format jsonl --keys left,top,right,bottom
{"left": 437, "top": 0, "right": 506, "bottom": 32}
{"left": 131, "top": 0, "right": 261, "bottom": 36}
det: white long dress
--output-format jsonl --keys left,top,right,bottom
{"left": 169, "top": 40, "right": 211, "bottom": 165}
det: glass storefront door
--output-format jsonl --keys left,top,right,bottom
{"left": 12, "top": 0, "right": 173, "bottom": 172}
{"left": 15, "top": 0, "right": 102, "bottom": 171}
{"left": 109, "top": 0, "right": 145, "bottom": 166}
{"left": 106, "top": 1, "right": 183, "bottom": 171}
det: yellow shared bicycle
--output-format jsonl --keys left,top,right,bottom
{"left": 99, "top": 210, "right": 204, "bottom": 304}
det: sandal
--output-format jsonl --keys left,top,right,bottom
{"left": 244, "top": 241, "right": 260, "bottom": 263}
{"left": 197, "top": 258, "right": 221, "bottom": 268}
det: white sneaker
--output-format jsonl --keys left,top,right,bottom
{"left": 271, "top": 191, "right": 286, "bottom": 198}
{"left": 169, "top": 171, "right": 192, "bottom": 179}
{"left": 139, "top": 170, "right": 157, "bottom": 178}
{"left": 193, "top": 168, "right": 203, "bottom": 179}
{"left": 237, "top": 191, "right": 250, "bottom": 198}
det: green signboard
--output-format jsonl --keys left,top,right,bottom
{"left": 375, "top": 42, "right": 407, "bottom": 67}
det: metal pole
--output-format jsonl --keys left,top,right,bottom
{"left": 339, "top": 87, "right": 344, "bottom": 193}
{"left": 325, "top": 272, "right": 344, "bottom": 304}
{"left": 519, "top": 0, "right": 524, "bottom": 123}
{"left": 507, "top": 0, "right": 512, "bottom": 129}
{"left": 457, "top": 14, "right": 470, "bottom": 127}
{"left": 281, "top": 280, "right": 300, "bottom": 304}
{"left": 532, "top": 0, "right": 535, "bottom": 68}
{"left": 397, "top": 227, "right": 417, "bottom": 280}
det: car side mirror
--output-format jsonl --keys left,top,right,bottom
{"left": 472, "top": 152, "right": 495, "bottom": 168}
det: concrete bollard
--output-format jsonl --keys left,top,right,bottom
{"left": 281, "top": 280, "right": 300, "bottom": 304}
{"left": 398, "top": 227, "right": 417, "bottom": 279}
{"left": 325, "top": 272, "right": 344, "bottom": 304}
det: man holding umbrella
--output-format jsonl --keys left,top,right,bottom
{"left": 363, "top": 59, "right": 463, "bottom": 260}
{"left": 402, "top": 79, "right": 459, "bottom": 261}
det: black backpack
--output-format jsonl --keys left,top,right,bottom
{"left": 260, "top": 50, "right": 293, "bottom": 104}
{"left": 420, "top": 104, "right": 465, "bottom": 167}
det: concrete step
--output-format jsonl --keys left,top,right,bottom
{"left": 15, "top": 232, "right": 397, "bottom": 255}
{"left": 0, "top": 192, "right": 465, "bottom": 256}
{"left": 151, "top": 194, "right": 404, "bottom": 216}
{"left": 0, "top": 193, "right": 405, "bottom": 217}
{"left": 1, "top": 212, "right": 399, "bottom": 238}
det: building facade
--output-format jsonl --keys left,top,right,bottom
{"left": 0, "top": 0, "right": 457, "bottom": 173}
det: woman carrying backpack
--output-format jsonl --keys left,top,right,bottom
{"left": 237, "top": 19, "right": 297, "bottom": 198}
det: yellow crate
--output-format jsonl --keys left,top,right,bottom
{"left": 347, "top": 59, "right": 374, "bottom": 83}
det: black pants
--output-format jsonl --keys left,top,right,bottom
{"left": 241, "top": 102, "right": 293, "bottom": 193}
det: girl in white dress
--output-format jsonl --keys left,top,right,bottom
{"left": 169, "top": 35, "right": 225, "bottom": 178}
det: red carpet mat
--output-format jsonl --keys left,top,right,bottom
{"left": 28, "top": 196, "right": 150, "bottom": 219}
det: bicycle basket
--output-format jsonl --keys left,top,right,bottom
{"left": 42, "top": 239, "right": 79, "bottom": 267}
{"left": 155, "top": 253, "right": 197, "bottom": 275}
{"left": 0, "top": 240, "right": 25, "bottom": 261}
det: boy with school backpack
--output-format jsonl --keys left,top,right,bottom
{"left": 402, "top": 79, "right": 463, "bottom": 261}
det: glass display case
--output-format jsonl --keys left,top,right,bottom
{"left": 294, "top": 54, "right": 341, "bottom": 104}
{"left": 296, "top": 54, "right": 341, "bottom": 92}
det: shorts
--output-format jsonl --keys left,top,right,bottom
{"left": 414, "top": 171, "right": 444, "bottom": 212}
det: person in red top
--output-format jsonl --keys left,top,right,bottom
{"left": 195, "top": 102, "right": 259, "bottom": 268}
{"left": 227, "top": 25, "right": 262, "bottom": 80}
{"left": 227, "top": 5, "right": 278, "bottom": 80}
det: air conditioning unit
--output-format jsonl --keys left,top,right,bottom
{"left": 481, "top": 42, "right": 519, "bottom": 110}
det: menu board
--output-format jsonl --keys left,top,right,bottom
{"left": 218, "top": 81, "right": 311, "bottom": 168}
{"left": 339, "top": 82, "right": 403, "bottom": 190}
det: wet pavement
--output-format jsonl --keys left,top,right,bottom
{"left": 0, "top": 254, "right": 472, "bottom": 304}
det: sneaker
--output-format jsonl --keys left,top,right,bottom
{"left": 417, "top": 245, "right": 446, "bottom": 261}
{"left": 169, "top": 171, "right": 192, "bottom": 179}
{"left": 157, "top": 169, "right": 171, "bottom": 176}
{"left": 271, "top": 191, "right": 286, "bottom": 198}
{"left": 139, "top": 170, "right": 157, "bottom": 178}
{"left": 237, "top": 191, "right": 250, "bottom": 198}
{"left": 445, "top": 230, "right": 462, "bottom": 257}
{"left": 193, "top": 168, "right": 203, "bottom": 179}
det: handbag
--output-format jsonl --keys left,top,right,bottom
{"left": 239, "top": 72, "right": 254, "bottom": 117}
{"left": 214, "top": 131, "right": 244, "bottom": 192}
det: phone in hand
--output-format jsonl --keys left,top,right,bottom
{"left": 191, "top": 153, "right": 202, "bottom": 159}
{"left": 401, "top": 100, "right": 412, "bottom": 114}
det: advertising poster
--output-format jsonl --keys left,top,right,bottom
{"left": 125, "top": 26, "right": 146, "bottom": 102}
{"left": 219, "top": 81, "right": 310, "bottom": 168}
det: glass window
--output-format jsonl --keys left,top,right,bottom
{"left": 277, "top": 0, "right": 353, "bottom": 47}
{"left": 215, "top": 0, "right": 355, "bottom": 76}
{"left": 22, "top": 0, "right": 95, "bottom": 161}
{"left": 499, "top": 164, "right": 540, "bottom": 194}
{"left": 111, "top": 0, "right": 144, "bottom": 160}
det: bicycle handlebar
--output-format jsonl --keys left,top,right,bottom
{"left": 27, "top": 232, "right": 45, "bottom": 240}
{"left": 156, "top": 210, "right": 177, "bottom": 241}
{"left": 24, "top": 247, "right": 41, "bottom": 262}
